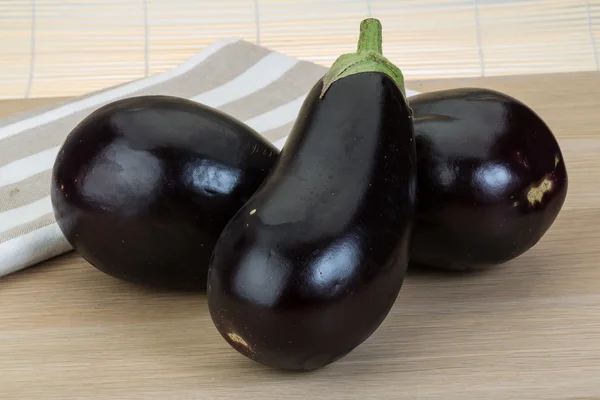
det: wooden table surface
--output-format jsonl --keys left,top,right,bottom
{"left": 1, "top": 72, "right": 600, "bottom": 399}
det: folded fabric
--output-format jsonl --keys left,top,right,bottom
{"left": 0, "top": 38, "right": 419, "bottom": 278}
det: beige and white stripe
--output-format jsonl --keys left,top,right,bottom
{"left": 2, "top": 0, "right": 600, "bottom": 99}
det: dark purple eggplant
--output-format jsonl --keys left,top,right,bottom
{"left": 207, "top": 19, "right": 416, "bottom": 371}
{"left": 51, "top": 95, "right": 277, "bottom": 291}
{"left": 409, "top": 88, "right": 568, "bottom": 270}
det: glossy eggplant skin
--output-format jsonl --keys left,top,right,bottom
{"left": 410, "top": 88, "right": 568, "bottom": 270}
{"left": 51, "top": 95, "right": 278, "bottom": 291}
{"left": 207, "top": 73, "right": 417, "bottom": 371}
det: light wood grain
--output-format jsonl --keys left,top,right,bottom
{"left": 1, "top": 71, "right": 600, "bottom": 399}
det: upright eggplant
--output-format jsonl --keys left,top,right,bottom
{"left": 409, "top": 88, "right": 568, "bottom": 270}
{"left": 51, "top": 95, "right": 277, "bottom": 291}
{"left": 207, "top": 19, "right": 417, "bottom": 371}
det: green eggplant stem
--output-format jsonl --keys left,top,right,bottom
{"left": 357, "top": 18, "right": 382, "bottom": 54}
{"left": 320, "top": 18, "right": 408, "bottom": 104}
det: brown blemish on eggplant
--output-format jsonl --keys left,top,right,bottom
{"left": 527, "top": 177, "right": 553, "bottom": 205}
{"left": 227, "top": 332, "right": 252, "bottom": 352}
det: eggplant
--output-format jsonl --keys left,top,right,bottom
{"left": 409, "top": 88, "right": 568, "bottom": 270}
{"left": 51, "top": 95, "right": 277, "bottom": 291}
{"left": 207, "top": 19, "right": 417, "bottom": 371}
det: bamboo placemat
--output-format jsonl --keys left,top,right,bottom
{"left": 1, "top": 0, "right": 600, "bottom": 99}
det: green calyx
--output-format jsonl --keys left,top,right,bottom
{"left": 320, "top": 18, "right": 407, "bottom": 100}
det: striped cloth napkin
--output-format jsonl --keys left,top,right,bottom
{"left": 0, "top": 38, "right": 419, "bottom": 278}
